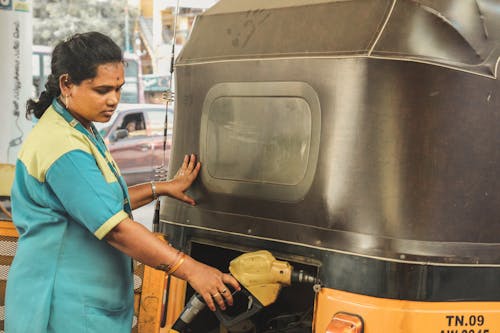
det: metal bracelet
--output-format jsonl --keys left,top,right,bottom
{"left": 167, "top": 252, "right": 186, "bottom": 275}
{"left": 150, "top": 181, "right": 158, "bottom": 200}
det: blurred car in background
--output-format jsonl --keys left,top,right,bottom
{"left": 95, "top": 104, "right": 173, "bottom": 185}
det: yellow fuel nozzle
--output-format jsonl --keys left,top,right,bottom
{"left": 228, "top": 250, "right": 303, "bottom": 306}
{"left": 171, "top": 250, "right": 320, "bottom": 332}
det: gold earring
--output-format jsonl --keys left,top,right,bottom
{"left": 65, "top": 95, "right": 70, "bottom": 109}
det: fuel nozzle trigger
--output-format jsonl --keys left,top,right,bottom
{"left": 213, "top": 285, "right": 264, "bottom": 328}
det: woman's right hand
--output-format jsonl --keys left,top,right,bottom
{"left": 174, "top": 256, "right": 241, "bottom": 311}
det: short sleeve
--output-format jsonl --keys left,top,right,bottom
{"left": 46, "top": 149, "right": 129, "bottom": 239}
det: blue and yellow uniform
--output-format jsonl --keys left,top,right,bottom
{"left": 6, "top": 100, "right": 134, "bottom": 332}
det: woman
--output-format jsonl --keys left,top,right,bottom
{"left": 5, "top": 32, "right": 239, "bottom": 332}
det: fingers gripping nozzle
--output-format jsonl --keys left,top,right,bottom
{"left": 170, "top": 250, "right": 320, "bottom": 332}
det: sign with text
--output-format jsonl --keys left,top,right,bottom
{"left": 0, "top": 1, "right": 33, "bottom": 163}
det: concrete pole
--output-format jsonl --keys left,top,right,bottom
{"left": 124, "top": 6, "right": 131, "bottom": 53}
{"left": 0, "top": 0, "right": 33, "bottom": 164}
{"left": 152, "top": 0, "right": 162, "bottom": 73}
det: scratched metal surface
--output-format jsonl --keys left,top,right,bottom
{"left": 163, "top": 0, "right": 500, "bottom": 266}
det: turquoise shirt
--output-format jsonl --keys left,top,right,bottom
{"left": 6, "top": 101, "right": 134, "bottom": 332}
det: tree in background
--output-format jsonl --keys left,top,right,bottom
{"left": 33, "top": 0, "right": 139, "bottom": 50}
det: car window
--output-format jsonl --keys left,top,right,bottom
{"left": 119, "top": 112, "right": 147, "bottom": 138}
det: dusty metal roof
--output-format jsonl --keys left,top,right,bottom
{"left": 177, "top": 0, "right": 500, "bottom": 78}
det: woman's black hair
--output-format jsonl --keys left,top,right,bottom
{"left": 26, "top": 31, "right": 123, "bottom": 119}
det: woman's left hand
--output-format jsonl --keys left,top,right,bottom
{"left": 161, "top": 154, "right": 201, "bottom": 205}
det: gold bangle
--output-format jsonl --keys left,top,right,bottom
{"left": 167, "top": 252, "right": 186, "bottom": 275}
{"left": 150, "top": 181, "right": 158, "bottom": 200}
